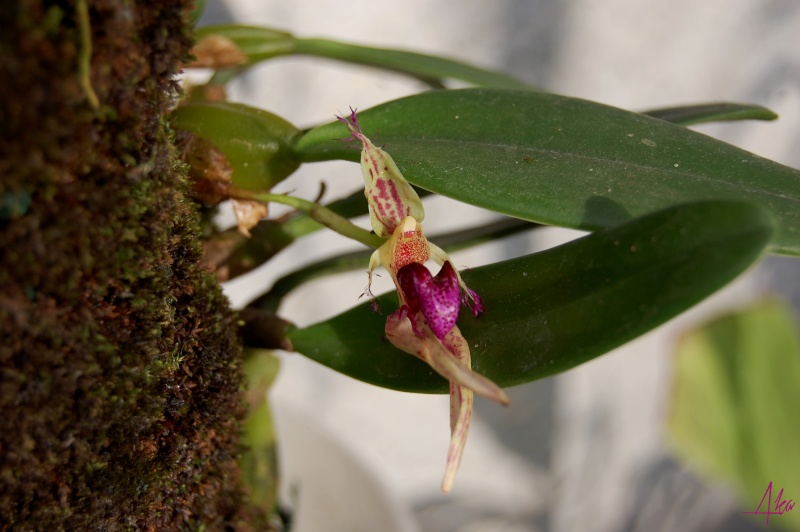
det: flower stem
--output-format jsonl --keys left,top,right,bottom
{"left": 231, "top": 189, "right": 383, "bottom": 249}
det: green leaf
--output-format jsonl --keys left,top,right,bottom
{"left": 172, "top": 102, "right": 300, "bottom": 190}
{"left": 189, "top": 0, "right": 206, "bottom": 26}
{"left": 668, "top": 301, "right": 800, "bottom": 531}
{"left": 288, "top": 201, "right": 773, "bottom": 393}
{"left": 643, "top": 102, "right": 778, "bottom": 126}
{"left": 240, "top": 349, "right": 281, "bottom": 513}
{"left": 194, "top": 25, "right": 534, "bottom": 90}
{"left": 293, "top": 88, "right": 800, "bottom": 256}
{"left": 195, "top": 25, "right": 297, "bottom": 59}
{"left": 293, "top": 38, "right": 534, "bottom": 90}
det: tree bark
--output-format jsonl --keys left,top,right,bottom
{"left": 1, "top": 1, "right": 259, "bottom": 528}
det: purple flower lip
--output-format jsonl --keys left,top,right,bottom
{"left": 397, "top": 261, "right": 462, "bottom": 340}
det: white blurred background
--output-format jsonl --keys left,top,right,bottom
{"left": 197, "top": 1, "right": 800, "bottom": 530}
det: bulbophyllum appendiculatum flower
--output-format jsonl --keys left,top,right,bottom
{"left": 338, "top": 110, "right": 509, "bottom": 492}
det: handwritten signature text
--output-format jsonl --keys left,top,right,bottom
{"left": 742, "top": 482, "right": 795, "bottom": 527}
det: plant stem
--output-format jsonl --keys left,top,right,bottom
{"left": 231, "top": 189, "right": 383, "bottom": 249}
{"left": 76, "top": 0, "right": 99, "bottom": 109}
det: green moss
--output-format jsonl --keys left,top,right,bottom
{"left": 42, "top": 5, "right": 64, "bottom": 35}
{"left": 0, "top": 0, "right": 265, "bottom": 528}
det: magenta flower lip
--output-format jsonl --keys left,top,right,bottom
{"left": 397, "top": 262, "right": 461, "bottom": 340}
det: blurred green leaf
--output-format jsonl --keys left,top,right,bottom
{"left": 189, "top": 0, "right": 206, "bottom": 26}
{"left": 643, "top": 102, "right": 778, "bottom": 126}
{"left": 194, "top": 25, "right": 534, "bottom": 89}
{"left": 240, "top": 349, "right": 282, "bottom": 513}
{"left": 292, "top": 38, "right": 533, "bottom": 90}
{"left": 294, "top": 88, "right": 800, "bottom": 256}
{"left": 195, "top": 25, "right": 297, "bottom": 59}
{"left": 172, "top": 102, "right": 300, "bottom": 190}
{"left": 668, "top": 301, "right": 800, "bottom": 531}
{"left": 288, "top": 201, "right": 773, "bottom": 392}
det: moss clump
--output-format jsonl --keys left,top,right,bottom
{"left": 0, "top": 1, "right": 261, "bottom": 528}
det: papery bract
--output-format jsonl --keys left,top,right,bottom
{"left": 232, "top": 198, "right": 268, "bottom": 237}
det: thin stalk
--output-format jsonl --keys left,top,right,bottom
{"left": 76, "top": 0, "right": 99, "bottom": 109}
{"left": 231, "top": 188, "right": 383, "bottom": 249}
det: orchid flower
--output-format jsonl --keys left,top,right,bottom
{"left": 338, "top": 110, "right": 510, "bottom": 492}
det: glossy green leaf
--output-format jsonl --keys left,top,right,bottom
{"left": 294, "top": 88, "right": 800, "bottom": 256}
{"left": 194, "top": 25, "right": 534, "bottom": 90}
{"left": 172, "top": 102, "right": 300, "bottom": 190}
{"left": 288, "top": 201, "right": 773, "bottom": 393}
{"left": 643, "top": 102, "right": 778, "bottom": 126}
{"left": 668, "top": 301, "right": 800, "bottom": 531}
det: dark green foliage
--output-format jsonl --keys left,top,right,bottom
{"left": 289, "top": 201, "right": 773, "bottom": 392}
{"left": 295, "top": 89, "right": 800, "bottom": 255}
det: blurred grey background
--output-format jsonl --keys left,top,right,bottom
{"left": 196, "top": 1, "right": 800, "bottom": 530}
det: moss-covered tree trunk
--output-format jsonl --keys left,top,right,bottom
{"left": 1, "top": 1, "right": 258, "bottom": 528}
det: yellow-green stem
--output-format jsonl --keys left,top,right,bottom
{"left": 233, "top": 189, "right": 383, "bottom": 249}
{"left": 76, "top": 0, "right": 99, "bottom": 109}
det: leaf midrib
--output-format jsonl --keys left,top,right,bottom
{"left": 382, "top": 137, "right": 797, "bottom": 205}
